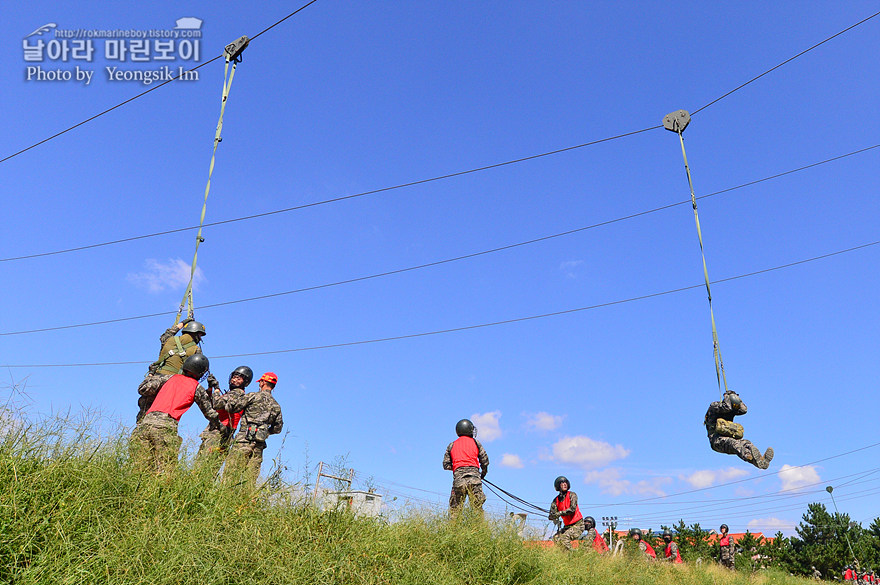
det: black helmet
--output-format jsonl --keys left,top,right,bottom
{"left": 629, "top": 527, "right": 642, "bottom": 539}
{"left": 455, "top": 419, "right": 475, "bottom": 437}
{"left": 662, "top": 529, "right": 673, "bottom": 541}
{"left": 720, "top": 523, "right": 729, "bottom": 533}
{"left": 182, "top": 321, "right": 207, "bottom": 336}
{"left": 182, "top": 353, "right": 209, "bottom": 379}
{"left": 584, "top": 516, "right": 595, "bottom": 530}
{"left": 229, "top": 366, "right": 253, "bottom": 388}
{"left": 727, "top": 392, "right": 743, "bottom": 410}
{"left": 554, "top": 476, "right": 570, "bottom": 491}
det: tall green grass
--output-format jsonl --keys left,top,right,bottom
{"left": 0, "top": 410, "right": 816, "bottom": 585}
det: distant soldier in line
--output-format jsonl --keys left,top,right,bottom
{"left": 844, "top": 565, "right": 856, "bottom": 582}
{"left": 130, "top": 353, "right": 219, "bottom": 474}
{"left": 223, "top": 372, "right": 283, "bottom": 486}
{"left": 628, "top": 528, "right": 656, "bottom": 560}
{"left": 548, "top": 476, "right": 584, "bottom": 551}
{"left": 718, "top": 523, "right": 736, "bottom": 570}
{"left": 582, "top": 516, "right": 609, "bottom": 553}
{"left": 811, "top": 566, "right": 822, "bottom": 580}
{"left": 195, "top": 365, "right": 253, "bottom": 474}
{"left": 704, "top": 390, "right": 773, "bottom": 469}
{"left": 136, "top": 319, "right": 207, "bottom": 422}
{"left": 442, "top": 419, "right": 489, "bottom": 516}
{"left": 662, "top": 529, "right": 683, "bottom": 563}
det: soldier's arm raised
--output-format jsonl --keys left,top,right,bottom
{"left": 194, "top": 385, "right": 220, "bottom": 424}
{"left": 158, "top": 326, "right": 178, "bottom": 346}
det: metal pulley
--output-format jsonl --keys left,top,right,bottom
{"left": 663, "top": 109, "right": 691, "bottom": 133}
{"left": 224, "top": 36, "right": 249, "bottom": 62}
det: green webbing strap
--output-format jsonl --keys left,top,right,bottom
{"left": 175, "top": 48, "right": 243, "bottom": 326}
{"left": 664, "top": 110, "right": 729, "bottom": 400}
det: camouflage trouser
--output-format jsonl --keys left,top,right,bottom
{"left": 224, "top": 440, "right": 265, "bottom": 487}
{"left": 720, "top": 550, "right": 736, "bottom": 570}
{"left": 136, "top": 373, "right": 172, "bottom": 423}
{"left": 130, "top": 411, "right": 181, "bottom": 474}
{"left": 553, "top": 518, "right": 585, "bottom": 551}
{"left": 449, "top": 480, "right": 486, "bottom": 515}
{"left": 709, "top": 434, "right": 759, "bottom": 466}
{"left": 195, "top": 426, "right": 234, "bottom": 475}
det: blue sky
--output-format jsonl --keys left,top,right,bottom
{"left": 2, "top": 2, "right": 878, "bottom": 537}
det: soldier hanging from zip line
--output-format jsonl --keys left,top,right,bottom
{"left": 443, "top": 419, "right": 489, "bottom": 517}
{"left": 136, "top": 319, "right": 209, "bottom": 423}
{"left": 704, "top": 390, "right": 773, "bottom": 469}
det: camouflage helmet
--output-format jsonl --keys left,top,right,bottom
{"left": 629, "top": 527, "right": 642, "bottom": 539}
{"left": 554, "top": 476, "right": 570, "bottom": 491}
{"left": 181, "top": 353, "right": 209, "bottom": 380}
{"left": 662, "top": 529, "right": 673, "bottom": 541}
{"left": 229, "top": 365, "right": 253, "bottom": 388}
{"left": 455, "top": 419, "right": 475, "bottom": 437}
{"left": 181, "top": 320, "right": 207, "bottom": 336}
{"left": 583, "top": 516, "right": 596, "bottom": 529}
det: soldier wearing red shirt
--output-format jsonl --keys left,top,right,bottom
{"left": 582, "top": 516, "right": 609, "bottom": 553}
{"left": 662, "top": 529, "right": 683, "bottom": 563}
{"left": 196, "top": 365, "right": 253, "bottom": 473}
{"left": 442, "top": 419, "right": 489, "bottom": 516}
{"left": 629, "top": 528, "right": 657, "bottom": 560}
{"left": 548, "top": 476, "right": 584, "bottom": 551}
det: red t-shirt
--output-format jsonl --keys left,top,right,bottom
{"left": 450, "top": 436, "right": 480, "bottom": 470}
{"left": 147, "top": 374, "right": 199, "bottom": 422}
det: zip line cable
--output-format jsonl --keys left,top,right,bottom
{"left": 664, "top": 111, "right": 728, "bottom": 399}
{"left": 2, "top": 140, "right": 875, "bottom": 264}
{"left": 174, "top": 38, "right": 248, "bottom": 324}
{"left": 2, "top": 8, "right": 876, "bottom": 259}
{"left": 0, "top": 0, "right": 319, "bottom": 167}
{"left": 483, "top": 479, "right": 550, "bottom": 514}
{"left": 690, "top": 10, "right": 880, "bottom": 116}
{"left": 1, "top": 145, "right": 877, "bottom": 337}
{"left": 2, "top": 239, "right": 876, "bottom": 367}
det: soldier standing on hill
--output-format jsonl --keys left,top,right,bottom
{"left": 136, "top": 319, "right": 207, "bottom": 422}
{"left": 195, "top": 366, "right": 253, "bottom": 473}
{"left": 443, "top": 419, "right": 489, "bottom": 516}
{"left": 548, "top": 476, "right": 584, "bottom": 551}
{"left": 704, "top": 390, "right": 774, "bottom": 469}
{"left": 223, "top": 372, "right": 283, "bottom": 486}
{"left": 131, "top": 353, "right": 219, "bottom": 473}
{"left": 662, "top": 529, "right": 683, "bottom": 563}
{"left": 582, "top": 516, "right": 609, "bottom": 553}
{"left": 628, "top": 528, "right": 657, "bottom": 560}
{"left": 718, "top": 524, "right": 736, "bottom": 570}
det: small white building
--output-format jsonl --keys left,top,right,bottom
{"left": 321, "top": 490, "right": 383, "bottom": 517}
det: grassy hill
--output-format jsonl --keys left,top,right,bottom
{"left": 0, "top": 412, "right": 816, "bottom": 585}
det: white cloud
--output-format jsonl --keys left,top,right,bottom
{"left": 499, "top": 454, "right": 524, "bottom": 469}
{"left": 559, "top": 260, "right": 584, "bottom": 278}
{"left": 583, "top": 468, "right": 672, "bottom": 497}
{"left": 748, "top": 517, "right": 795, "bottom": 534}
{"left": 525, "top": 411, "right": 563, "bottom": 432}
{"left": 127, "top": 258, "right": 205, "bottom": 293}
{"left": 779, "top": 464, "right": 820, "bottom": 491}
{"left": 551, "top": 435, "right": 630, "bottom": 469}
{"left": 680, "top": 467, "right": 750, "bottom": 489}
{"left": 471, "top": 411, "right": 502, "bottom": 442}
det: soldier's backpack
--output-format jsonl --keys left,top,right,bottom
{"left": 715, "top": 418, "right": 744, "bottom": 439}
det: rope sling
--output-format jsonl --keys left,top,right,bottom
{"left": 663, "top": 110, "right": 729, "bottom": 400}
{"left": 175, "top": 36, "right": 250, "bottom": 326}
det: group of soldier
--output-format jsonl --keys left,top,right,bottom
{"left": 129, "top": 319, "right": 284, "bottom": 485}
{"left": 844, "top": 566, "right": 878, "bottom": 584}
{"left": 443, "top": 418, "right": 744, "bottom": 567}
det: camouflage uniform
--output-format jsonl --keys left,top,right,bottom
{"left": 196, "top": 387, "right": 245, "bottom": 473}
{"left": 223, "top": 388, "right": 283, "bottom": 486}
{"left": 663, "top": 541, "right": 682, "bottom": 563}
{"left": 130, "top": 378, "right": 217, "bottom": 474}
{"left": 719, "top": 534, "right": 736, "bottom": 570}
{"left": 704, "top": 391, "right": 772, "bottom": 469}
{"left": 442, "top": 438, "right": 489, "bottom": 514}
{"left": 136, "top": 326, "right": 202, "bottom": 422}
{"left": 548, "top": 491, "right": 584, "bottom": 551}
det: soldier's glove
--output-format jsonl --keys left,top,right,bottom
{"left": 480, "top": 469, "right": 487, "bottom": 479}
{"left": 206, "top": 373, "right": 220, "bottom": 390}
{"left": 181, "top": 316, "right": 194, "bottom": 325}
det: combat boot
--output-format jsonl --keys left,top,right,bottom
{"left": 755, "top": 447, "right": 774, "bottom": 470}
